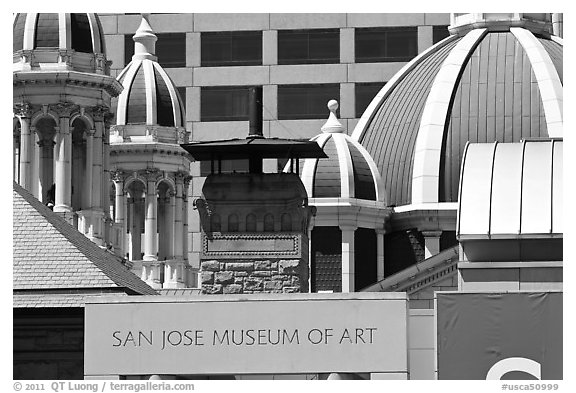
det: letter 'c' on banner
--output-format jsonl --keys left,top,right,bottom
{"left": 486, "top": 357, "right": 541, "bottom": 380}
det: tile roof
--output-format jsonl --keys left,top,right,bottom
{"left": 13, "top": 292, "right": 129, "bottom": 308}
{"left": 13, "top": 182, "right": 157, "bottom": 296}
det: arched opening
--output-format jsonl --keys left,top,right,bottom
{"left": 35, "top": 117, "right": 57, "bottom": 204}
{"left": 109, "top": 182, "right": 116, "bottom": 221}
{"left": 157, "top": 181, "right": 174, "bottom": 261}
{"left": 126, "top": 180, "right": 146, "bottom": 260}
{"left": 246, "top": 214, "right": 257, "bottom": 232}
{"left": 264, "top": 213, "right": 274, "bottom": 231}
{"left": 228, "top": 214, "right": 239, "bottom": 232}
{"left": 71, "top": 118, "right": 88, "bottom": 211}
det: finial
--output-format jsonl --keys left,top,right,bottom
{"left": 132, "top": 13, "right": 158, "bottom": 61}
{"left": 321, "top": 99, "right": 344, "bottom": 133}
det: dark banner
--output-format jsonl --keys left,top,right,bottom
{"left": 437, "top": 292, "right": 562, "bottom": 380}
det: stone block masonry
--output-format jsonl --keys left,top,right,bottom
{"left": 201, "top": 259, "right": 308, "bottom": 294}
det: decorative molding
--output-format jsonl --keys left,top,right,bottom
{"left": 13, "top": 102, "right": 34, "bottom": 118}
{"left": 110, "top": 170, "right": 127, "bottom": 183}
{"left": 52, "top": 102, "right": 77, "bottom": 118}
{"left": 202, "top": 233, "right": 302, "bottom": 260}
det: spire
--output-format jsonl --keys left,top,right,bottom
{"left": 321, "top": 100, "right": 344, "bottom": 134}
{"left": 132, "top": 13, "right": 157, "bottom": 61}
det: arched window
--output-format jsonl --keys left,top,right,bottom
{"left": 264, "top": 213, "right": 274, "bottom": 231}
{"left": 281, "top": 213, "right": 292, "bottom": 231}
{"left": 246, "top": 214, "right": 257, "bottom": 232}
{"left": 228, "top": 214, "right": 239, "bottom": 232}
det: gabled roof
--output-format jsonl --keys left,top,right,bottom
{"left": 13, "top": 182, "right": 157, "bottom": 298}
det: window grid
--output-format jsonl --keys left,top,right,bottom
{"left": 278, "top": 84, "right": 340, "bottom": 120}
{"left": 201, "top": 31, "right": 262, "bottom": 67}
{"left": 355, "top": 27, "right": 418, "bottom": 63}
{"left": 278, "top": 28, "right": 340, "bottom": 65}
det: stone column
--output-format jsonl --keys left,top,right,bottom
{"left": 101, "top": 115, "right": 112, "bottom": 218}
{"left": 14, "top": 103, "right": 34, "bottom": 191}
{"left": 422, "top": 230, "right": 442, "bottom": 259}
{"left": 183, "top": 176, "right": 192, "bottom": 260}
{"left": 53, "top": 103, "right": 76, "bottom": 215}
{"left": 31, "top": 130, "right": 40, "bottom": 199}
{"left": 340, "top": 225, "right": 357, "bottom": 293}
{"left": 173, "top": 173, "right": 185, "bottom": 259}
{"left": 376, "top": 228, "right": 386, "bottom": 281}
{"left": 84, "top": 129, "right": 95, "bottom": 208}
{"left": 144, "top": 170, "right": 159, "bottom": 261}
{"left": 112, "top": 171, "right": 126, "bottom": 255}
{"left": 90, "top": 106, "right": 105, "bottom": 210}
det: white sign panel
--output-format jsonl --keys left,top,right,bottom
{"left": 85, "top": 293, "right": 408, "bottom": 376}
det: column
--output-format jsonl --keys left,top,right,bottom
{"left": 90, "top": 106, "right": 106, "bottom": 210}
{"left": 84, "top": 129, "right": 95, "bottom": 208}
{"left": 144, "top": 170, "right": 159, "bottom": 261}
{"left": 422, "top": 230, "right": 442, "bottom": 259}
{"left": 53, "top": 103, "right": 76, "bottom": 214}
{"left": 340, "top": 225, "right": 357, "bottom": 293}
{"left": 173, "top": 174, "right": 184, "bottom": 259}
{"left": 14, "top": 103, "right": 34, "bottom": 191}
{"left": 183, "top": 176, "right": 192, "bottom": 260}
{"left": 101, "top": 119, "right": 111, "bottom": 217}
{"left": 112, "top": 171, "right": 126, "bottom": 255}
{"left": 31, "top": 130, "right": 40, "bottom": 199}
{"left": 376, "top": 228, "right": 385, "bottom": 281}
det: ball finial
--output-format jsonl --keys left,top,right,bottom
{"left": 327, "top": 99, "right": 339, "bottom": 112}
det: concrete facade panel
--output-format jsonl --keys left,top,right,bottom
{"left": 347, "top": 13, "right": 425, "bottom": 27}
{"left": 347, "top": 63, "right": 405, "bottom": 83}
{"left": 340, "top": 83, "right": 355, "bottom": 119}
{"left": 104, "top": 35, "right": 125, "bottom": 72}
{"left": 148, "top": 14, "right": 194, "bottom": 32}
{"left": 187, "top": 33, "right": 200, "bottom": 67}
{"left": 270, "top": 64, "right": 347, "bottom": 84}
{"left": 409, "top": 349, "right": 436, "bottom": 380}
{"left": 192, "top": 121, "right": 249, "bottom": 141}
{"left": 116, "top": 15, "right": 143, "bottom": 35}
{"left": 194, "top": 14, "right": 270, "bottom": 31}
{"left": 418, "top": 26, "right": 433, "bottom": 54}
{"left": 99, "top": 15, "right": 118, "bottom": 35}
{"left": 270, "top": 14, "right": 347, "bottom": 29}
{"left": 424, "top": 13, "right": 451, "bottom": 25}
{"left": 165, "top": 68, "right": 193, "bottom": 87}
{"left": 263, "top": 30, "right": 278, "bottom": 66}
{"left": 194, "top": 66, "right": 270, "bottom": 86}
{"left": 340, "top": 28, "right": 355, "bottom": 64}
{"left": 269, "top": 119, "right": 325, "bottom": 139}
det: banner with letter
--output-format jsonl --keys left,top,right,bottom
{"left": 436, "top": 292, "right": 562, "bottom": 380}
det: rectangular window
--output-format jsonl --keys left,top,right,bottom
{"left": 200, "top": 86, "right": 251, "bottom": 122}
{"left": 278, "top": 84, "right": 340, "bottom": 120}
{"left": 355, "top": 82, "right": 385, "bottom": 118}
{"left": 433, "top": 25, "right": 450, "bottom": 44}
{"left": 124, "top": 33, "right": 186, "bottom": 68}
{"left": 355, "top": 27, "right": 418, "bottom": 63}
{"left": 278, "top": 29, "right": 340, "bottom": 65}
{"left": 201, "top": 31, "right": 262, "bottom": 67}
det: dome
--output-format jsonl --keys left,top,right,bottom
{"left": 13, "top": 13, "right": 106, "bottom": 55}
{"left": 301, "top": 101, "right": 386, "bottom": 203}
{"left": 114, "top": 15, "right": 185, "bottom": 128}
{"left": 352, "top": 13, "right": 563, "bottom": 207}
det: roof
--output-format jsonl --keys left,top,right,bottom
{"left": 13, "top": 13, "right": 106, "bottom": 55}
{"left": 13, "top": 182, "right": 157, "bottom": 297}
{"left": 352, "top": 22, "right": 563, "bottom": 207}
{"left": 182, "top": 137, "right": 327, "bottom": 161}
{"left": 115, "top": 15, "right": 185, "bottom": 129}
{"left": 458, "top": 139, "right": 562, "bottom": 239}
{"left": 300, "top": 100, "right": 385, "bottom": 202}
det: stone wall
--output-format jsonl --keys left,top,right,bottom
{"left": 201, "top": 259, "right": 308, "bottom": 294}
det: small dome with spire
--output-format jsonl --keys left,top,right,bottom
{"left": 114, "top": 14, "right": 186, "bottom": 130}
{"left": 299, "top": 100, "right": 385, "bottom": 203}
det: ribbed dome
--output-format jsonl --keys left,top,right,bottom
{"left": 13, "top": 13, "right": 106, "bottom": 55}
{"left": 352, "top": 14, "right": 563, "bottom": 207}
{"left": 301, "top": 101, "right": 385, "bottom": 202}
{"left": 114, "top": 15, "right": 185, "bottom": 128}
